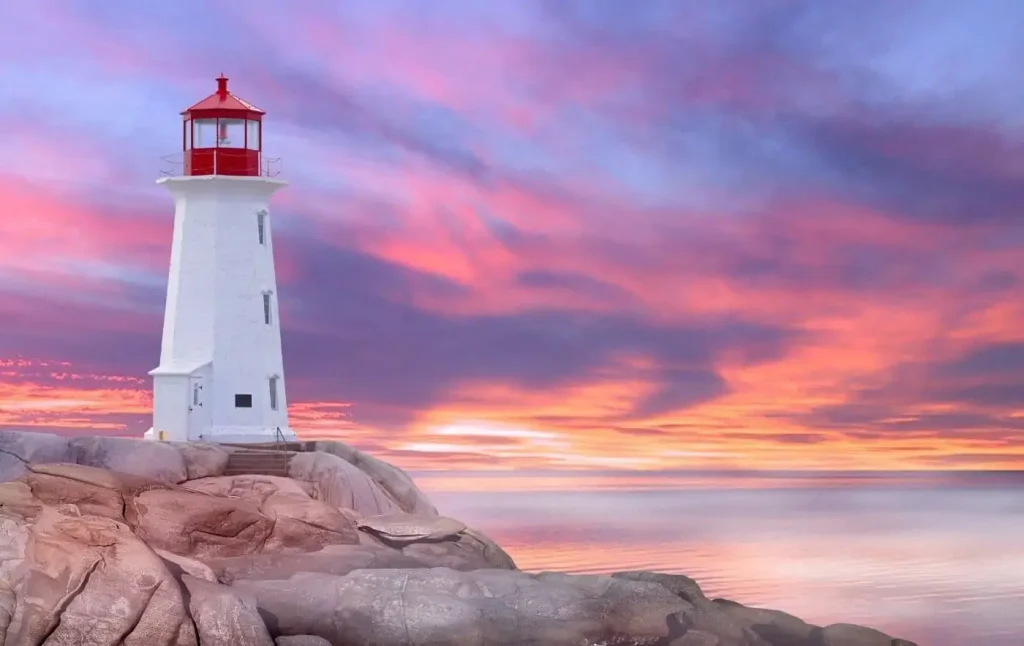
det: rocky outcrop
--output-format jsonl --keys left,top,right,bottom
{"left": 276, "top": 636, "right": 332, "bottom": 646}
{"left": 181, "top": 574, "right": 274, "bottom": 646}
{"left": 288, "top": 451, "right": 407, "bottom": 516}
{"left": 0, "top": 430, "right": 918, "bottom": 646}
{"left": 308, "top": 440, "right": 438, "bottom": 515}
{"left": 230, "top": 568, "right": 695, "bottom": 645}
{"left": 357, "top": 513, "right": 467, "bottom": 543}
{"left": 169, "top": 442, "right": 231, "bottom": 480}
{"left": 0, "top": 431, "right": 72, "bottom": 482}
{"left": 204, "top": 543, "right": 430, "bottom": 583}
{"left": 69, "top": 435, "right": 189, "bottom": 484}
{"left": 5, "top": 509, "right": 196, "bottom": 644}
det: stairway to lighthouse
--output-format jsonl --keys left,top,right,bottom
{"left": 222, "top": 447, "right": 292, "bottom": 477}
{"left": 219, "top": 429, "right": 309, "bottom": 477}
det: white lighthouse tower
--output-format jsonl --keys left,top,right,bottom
{"left": 144, "top": 75, "right": 296, "bottom": 444}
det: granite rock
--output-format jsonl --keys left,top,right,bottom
{"left": 0, "top": 431, "right": 73, "bottom": 482}
{"left": 182, "top": 574, "right": 274, "bottom": 646}
{"left": 712, "top": 598, "right": 819, "bottom": 646}
{"left": 275, "top": 636, "right": 332, "bottom": 646}
{"left": 309, "top": 440, "right": 438, "bottom": 515}
{"left": 820, "top": 623, "right": 897, "bottom": 646}
{"left": 288, "top": 450, "right": 405, "bottom": 515}
{"left": 170, "top": 441, "right": 231, "bottom": 480}
{"left": 4, "top": 509, "right": 196, "bottom": 645}
{"left": 70, "top": 435, "right": 189, "bottom": 484}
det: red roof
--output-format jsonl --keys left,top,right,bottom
{"left": 181, "top": 75, "right": 265, "bottom": 116}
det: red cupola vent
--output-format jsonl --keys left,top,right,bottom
{"left": 180, "top": 75, "right": 266, "bottom": 177}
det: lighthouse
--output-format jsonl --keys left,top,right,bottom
{"left": 144, "top": 76, "right": 295, "bottom": 444}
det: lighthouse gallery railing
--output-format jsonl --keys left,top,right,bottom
{"left": 159, "top": 151, "right": 283, "bottom": 178}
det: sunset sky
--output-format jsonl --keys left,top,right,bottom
{"left": 1, "top": 0, "right": 1022, "bottom": 471}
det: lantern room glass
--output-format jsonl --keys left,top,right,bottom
{"left": 246, "top": 120, "right": 260, "bottom": 150}
{"left": 193, "top": 119, "right": 217, "bottom": 148}
{"left": 218, "top": 119, "right": 245, "bottom": 148}
{"left": 185, "top": 118, "right": 259, "bottom": 150}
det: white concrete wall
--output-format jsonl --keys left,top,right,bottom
{"left": 160, "top": 181, "right": 217, "bottom": 364}
{"left": 152, "top": 176, "right": 291, "bottom": 440}
{"left": 152, "top": 375, "right": 188, "bottom": 441}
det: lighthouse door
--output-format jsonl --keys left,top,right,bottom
{"left": 186, "top": 375, "right": 211, "bottom": 440}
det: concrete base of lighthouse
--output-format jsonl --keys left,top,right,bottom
{"left": 144, "top": 426, "right": 297, "bottom": 444}
{"left": 144, "top": 361, "right": 297, "bottom": 444}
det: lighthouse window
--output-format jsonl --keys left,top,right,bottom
{"left": 218, "top": 119, "right": 245, "bottom": 148}
{"left": 257, "top": 210, "right": 267, "bottom": 245}
{"left": 263, "top": 291, "right": 273, "bottom": 325}
{"left": 269, "top": 376, "right": 279, "bottom": 411}
{"left": 246, "top": 120, "right": 260, "bottom": 150}
{"left": 234, "top": 394, "right": 253, "bottom": 408}
{"left": 193, "top": 119, "right": 217, "bottom": 148}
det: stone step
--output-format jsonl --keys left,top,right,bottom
{"left": 222, "top": 468, "right": 290, "bottom": 477}
{"left": 218, "top": 441, "right": 309, "bottom": 452}
{"left": 222, "top": 468, "right": 289, "bottom": 477}
{"left": 228, "top": 450, "right": 288, "bottom": 458}
{"left": 225, "top": 461, "right": 288, "bottom": 469}
{"left": 223, "top": 449, "right": 291, "bottom": 477}
{"left": 225, "top": 457, "right": 289, "bottom": 466}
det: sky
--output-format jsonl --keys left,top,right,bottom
{"left": 1, "top": 0, "right": 1023, "bottom": 472}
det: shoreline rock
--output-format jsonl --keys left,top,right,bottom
{"left": 0, "top": 429, "right": 917, "bottom": 645}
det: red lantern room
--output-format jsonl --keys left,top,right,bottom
{"left": 180, "top": 75, "right": 265, "bottom": 176}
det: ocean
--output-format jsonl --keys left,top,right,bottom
{"left": 416, "top": 470, "right": 1024, "bottom": 646}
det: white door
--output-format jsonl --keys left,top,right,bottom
{"left": 186, "top": 375, "right": 211, "bottom": 440}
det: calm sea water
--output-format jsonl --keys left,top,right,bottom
{"left": 415, "top": 471, "right": 1024, "bottom": 646}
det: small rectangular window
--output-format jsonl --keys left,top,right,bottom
{"left": 193, "top": 119, "right": 217, "bottom": 148}
{"left": 269, "top": 376, "right": 279, "bottom": 411}
{"left": 246, "top": 120, "right": 260, "bottom": 150}
{"left": 256, "top": 210, "right": 267, "bottom": 245}
{"left": 217, "top": 118, "right": 245, "bottom": 148}
{"left": 192, "top": 383, "right": 200, "bottom": 405}
{"left": 234, "top": 394, "right": 253, "bottom": 408}
{"left": 263, "top": 292, "right": 272, "bottom": 324}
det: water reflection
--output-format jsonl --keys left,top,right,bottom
{"left": 418, "top": 471, "right": 1024, "bottom": 646}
